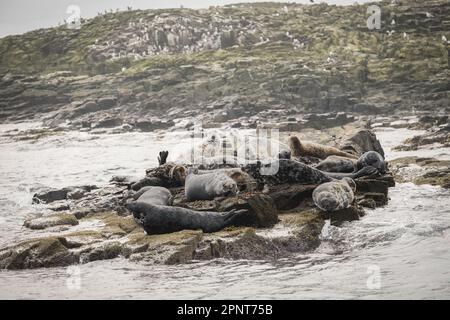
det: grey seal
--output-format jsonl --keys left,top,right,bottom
{"left": 289, "top": 136, "right": 357, "bottom": 160}
{"left": 312, "top": 178, "right": 356, "bottom": 212}
{"left": 242, "top": 159, "right": 378, "bottom": 186}
{"left": 132, "top": 186, "right": 173, "bottom": 206}
{"left": 315, "top": 156, "right": 356, "bottom": 173}
{"left": 315, "top": 151, "right": 386, "bottom": 175}
{"left": 356, "top": 151, "right": 386, "bottom": 174}
{"left": 185, "top": 169, "right": 238, "bottom": 201}
{"left": 127, "top": 202, "right": 248, "bottom": 234}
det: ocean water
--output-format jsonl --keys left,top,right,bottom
{"left": 0, "top": 124, "right": 449, "bottom": 299}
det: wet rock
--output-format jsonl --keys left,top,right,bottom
{"left": 321, "top": 205, "right": 365, "bottom": 225}
{"left": 390, "top": 156, "right": 450, "bottom": 188}
{"left": 32, "top": 185, "right": 98, "bottom": 204}
{"left": 359, "top": 193, "right": 388, "bottom": 207}
{"left": 93, "top": 117, "right": 123, "bottom": 129}
{"left": 134, "top": 120, "right": 175, "bottom": 132}
{"left": 217, "top": 193, "right": 278, "bottom": 228}
{"left": 355, "top": 178, "right": 389, "bottom": 195}
{"left": 67, "top": 188, "right": 86, "bottom": 200}
{"left": 340, "top": 130, "right": 385, "bottom": 157}
{"left": 32, "top": 188, "right": 68, "bottom": 204}
{"left": 47, "top": 201, "right": 70, "bottom": 211}
{"left": 97, "top": 97, "right": 117, "bottom": 109}
{"left": 127, "top": 230, "right": 203, "bottom": 265}
{"left": 80, "top": 242, "right": 125, "bottom": 263}
{"left": 194, "top": 209, "right": 324, "bottom": 260}
{"left": 0, "top": 237, "right": 78, "bottom": 269}
{"left": 267, "top": 183, "right": 317, "bottom": 210}
{"left": 110, "top": 175, "right": 141, "bottom": 186}
{"left": 394, "top": 129, "right": 450, "bottom": 150}
{"left": 24, "top": 213, "right": 79, "bottom": 230}
{"left": 302, "top": 113, "right": 355, "bottom": 130}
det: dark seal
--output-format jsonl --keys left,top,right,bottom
{"left": 127, "top": 202, "right": 247, "bottom": 234}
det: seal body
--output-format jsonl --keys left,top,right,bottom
{"left": 357, "top": 151, "right": 386, "bottom": 174}
{"left": 315, "top": 156, "right": 356, "bottom": 173}
{"left": 198, "top": 168, "right": 257, "bottom": 192}
{"left": 312, "top": 178, "right": 356, "bottom": 212}
{"left": 133, "top": 186, "right": 173, "bottom": 206}
{"left": 242, "top": 159, "right": 332, "bottom": 185}
{"left": 289, "top": 136, "right": 357, "bottom": 160}
{"left": 127, "top": 202, "right": 247, "bottom": 234}
{"left": 242, "top": 159, "right": 378, "bottom": 186}
{"left": 185, "top": 171, "right": 238, "bottom": 201}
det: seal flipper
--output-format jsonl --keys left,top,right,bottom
{"left": 222, "top": 209, "right": 249, "bottom": 227}
{"left": 350, "top": 166, "right": 379, "bottom": 179}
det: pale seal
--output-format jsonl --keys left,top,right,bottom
{"left": 289, "top": 136, "right": 357, "bottom": 160}
{"left": 132, "top": 186, "right": 173, "bottom": 206}
{"left": 312, "top": 177, "right": 356, "bottom": 212}
{"left": 185, "top": 169, "right": 238, "bottom": 201}
{"left": 127, "top": 202, "right": 248, "bottom": 234}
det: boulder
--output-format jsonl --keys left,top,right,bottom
{"left": 340, "top": 130, "right": 385, "bottom": 157}
{"left": 24, "top": 213, "right": 79, "bottom": 230}
{"left": 217, "top": 193, "right": 279, "bottom": 228}
{"left": 0, "top": 237, "right": 78, "bottom": 269}
{"left": 267, "top": 183, "right": 317, "bottom": 210}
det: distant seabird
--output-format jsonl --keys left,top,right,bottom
{"left": 391, "top": 19, "right": 396, "bottom": 25}
{"left": 426, "top": 12, "right": 434, "bottom": 18}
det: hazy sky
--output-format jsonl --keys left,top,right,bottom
{"left": 0, "top": 0, "right": 378, "bottom": 38}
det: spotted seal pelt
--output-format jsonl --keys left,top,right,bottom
{"left": 131, "top": 163, "right": 187, "bottom": 190}
{"left": 242, "top": 159, "right": 378, "bottom": 186}
{"left": 197, "top": 168, "right": 257, "bottom": 192}
{"left": 312, "top": 178, "right": 356, "bottom": 212}
{"left": 357, "top": 151, "right": 386, "bottom": 174}
{"left": 315, "top": 156, "right": 357, "bottom": 173}
{"left": 289, "top": 136, "right": 357, "bottom": 160}
{"left": 132, "top": 186, "right": 173, "bottom": 206}
{"left": 127, "top": 202, "right": 248, "bottom": 234}
{"left": 185, "top": 168, "right": 239, "bottom": 201}
{"left": 316, "top": 151, "right": 386, "bottom": 175}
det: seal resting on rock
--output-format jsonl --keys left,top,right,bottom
{"left": 127, "top": 202, "right": 248, "bottom": 234}
{"left": 289, "top": 136, "right": 357, "bottom": 160}
{"left": 242, "top": 159, "right": 378, "bottom": 186}
{"left": 132, "top": 163, "right": 187, "bottom": 190}
{"left": 132, "top": 186, "right": 173, "bottom": 206}
{"left": 185, "top": 168, "right": 238, "bottom": 201}
{"left": 315, "top": 151, "right": 386, "bottom": 175}
{"left": 315, "top": 156, "right": 356, "bottom": 173}
{"left": 357, "top": 151, "right": 386, "bottom": 174}
{"left": 197, "top": 168, "right": 257, "bottom": 192}
{"left": 312, "top": 178, "right": 356, "bottom": 212}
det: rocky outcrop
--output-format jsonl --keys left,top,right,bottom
{"left": 32, "top": 185, "right": 98, "bottom": 204}
{"left": 24, "top": 213, "right": 79, "bottom": 230}
{"left": 394, "top": 126, "right": 450, "bottom": 151}
{"left": 390, "top": 157, "right": 450, "bottom": 188}
{"left": 0, "top": 127, "right": 395, "bottom": 269}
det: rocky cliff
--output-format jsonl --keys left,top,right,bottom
{"left": 0, "top": 0, "right": 449, "bottom": 130}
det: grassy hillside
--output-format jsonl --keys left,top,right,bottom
{"left": 0, "top": 0, "right": 449, "bottom": 127}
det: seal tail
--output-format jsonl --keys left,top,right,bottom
{"left": 350, "top": 166, "right": 379, "bottom": 179}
